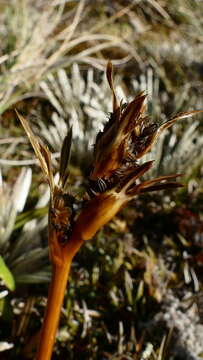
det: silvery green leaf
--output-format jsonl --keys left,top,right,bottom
{"left": 0, "top": 342, "right": 14, "bottom": 352}
{"left": 12, "top": 167, "right": 32, "bottom": 212}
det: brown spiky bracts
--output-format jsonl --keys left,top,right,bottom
{"left": 47, "top": 128, "right": 76, "bottom": 264}
{"left": 75, "top": 62, "right": 202, "bottom": 241}
{"left": 89, "top": 63, "right": 187, "bottom": 193}
{"left": 17, "top": 111, "right": 75, "bottom": 264}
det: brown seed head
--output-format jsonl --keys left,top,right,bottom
{"left": 17, "top": 63, "right": 203, "bottom": 246}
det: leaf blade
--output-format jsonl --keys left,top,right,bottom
{"left": 0, "top": 256, "right": 15, "bottom": 291}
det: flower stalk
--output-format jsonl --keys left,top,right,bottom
{"left": 36, "top": 262, "right": 70, "bottom": 360}
{"left": 17, "top": 62, "right": 202, "bottom": 360}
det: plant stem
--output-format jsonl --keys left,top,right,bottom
{"left": 36, "top": 230, "right": 83, "bottom": 360}
{"left": 36, "top": 262, "right": 70, "bottom": 360}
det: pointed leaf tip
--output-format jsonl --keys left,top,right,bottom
{"left": 16, "top": 110, "right": 54, "bottom": 192}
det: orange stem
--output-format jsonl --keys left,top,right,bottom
{"left": 36, "top": 262, "right": 70, "bottom": 360}
{"left": 36, "top": 230, "right": 83, "bottom": 360}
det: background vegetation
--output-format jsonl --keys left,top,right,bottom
{"left": 0, "top": 0, "right": 203, "bottom": 359}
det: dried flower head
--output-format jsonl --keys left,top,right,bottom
{"left": 74, "top": 62, "right": 202, "bottom": 241}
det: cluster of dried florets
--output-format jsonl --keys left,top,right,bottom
{"left": 75, "top": 62, "right": 202, "bottom": 241}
